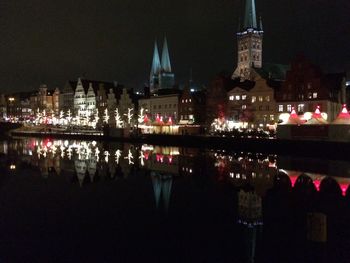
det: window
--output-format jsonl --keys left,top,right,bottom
{"left": 308, "top": 92, "right": 312, "bottom": 99}
{"left": 189, "top": 99, "right": 191, "bottom": 102}
{"left": 265, "top": 96, "right": 270, "bottom": 102}
{"left": 270, "top": 115, "right": 274, "bottom": 121}
{"left": 185, "top": 99, "right": 188, "bottom": 103}
{"left": 297, "top": 104, "right": 305, "bottom": 112}
{"left": 182, "top": 99, "right": 184, "bottom": 103}
{"left": 258, "top": 96, "right": 263, "bottom": 102}
{"left": 252, "top": 96, "right": 256, "bottom": 103}
{"left": 259, "top": 106, "right": 262, "bottom": 111}
{"left": 158, "top": 105, "right": 161, "bottom": 109}
{"left": 287, "top": 105, "right": 292, "bottom": 112}
{"left": 229, "top": 95, "right": 234, "bottom": 101}
{"left": 266, "top": 105, "right": 269, "bottom": 110}
{"left": 278, "top": 105, "right": 283, "bottom": 112}
{"left": 242, "top": 95, "right": 247, "bottom": 100}
{"left": 235, "top": 95, "right": 240, "bottom": 100}
{"left": 313, "top": 92, "right": 317, "bottom": 99}
{"left": 242, "top": 105, "right": 247, "bottom": 110}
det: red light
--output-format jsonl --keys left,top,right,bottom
{"left": 168, "top": 155, "right": 173, "bottom": 164}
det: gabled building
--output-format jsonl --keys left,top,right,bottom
{"left": 275, "top": 55, "right": 346, "bottom": 122}
{"left": 69, "top": 78, "right": 121, "bottom": 117}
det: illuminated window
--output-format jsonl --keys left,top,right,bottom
{"left": 258, "top": 96, "right": 263, "bottom": 102}
{"left": 229, "top": 95, "right": 234, "bottom": 101}
{"left": 242, "top": 95, "right": 247, "bottom": 100}
{"left": 235, "top": 95, "right": 240, "bottom": 100}
{"left": 287, "top": 105, "right": 292, "bottom": 112}
{"left": 242, "top": 105, "right": 247, "bottom": 110}
{"left": 252, "top": 96, "right": 256, "bottom": 103}
{"left": 313, "top": 92, "right": 317, "bottom": 99}
{"left": 297, "top": 104, "right": 305, "bottom": 112}
{"left": 270, "top": 115, "right": 274, "bottom": 120}
{"left": 265, "top": 96, "right": 270, "bottom": 102}
{"left": 189, "top": 99, "right": 191, "bottom": 102}
{"left": 278, "top": 105, "right": 283, "bottom": 112}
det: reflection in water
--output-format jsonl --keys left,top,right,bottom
{"left": 1, "top": 138, "right": 350, "bottom": 262}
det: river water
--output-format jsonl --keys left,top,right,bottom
{"left": 0, "top": 137, "right": 349, "bottom": 262}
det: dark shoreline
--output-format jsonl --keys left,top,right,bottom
{"left": 9, "top": 130, "right": 350, "bottom": 161}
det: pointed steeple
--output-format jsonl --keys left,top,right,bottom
{"left": 161, "top": 37, "right": 172, "bottom": 73}
{"left": 259, "top": 15, "right": 263, "bottom": 31}
{"left": 150, "top": 40, "right": 161, "bottom": 78}
{"left": 243, "top": 0, "right": 257, "bottom": 29}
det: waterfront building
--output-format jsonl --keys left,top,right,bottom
{"left": 275, "top": 55, "right": 346, "bottom": 122}
{"left": 150, "top": 37, "right": 175, "bottom": 93}
{"left": 71, "top": 78, "right": 120, "bottom": 118}
{"left": 59, "top": 81, "right": 75, "bottom": 113}
{"left": 179, "top": 85, "right": 206, "bottom": 125}
{"left": 0, "top": 94, "right": 7, "bottom": 119}
{"left": 227, "top": 80, "right": 254, "bottom": 125}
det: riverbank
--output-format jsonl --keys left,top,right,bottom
{"left": 9, "top": 129, "right": 350, "bottom": 161}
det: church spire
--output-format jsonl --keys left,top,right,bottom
{"left": 243, "top": 0, "right": 257, "bottom": 29}
{"left": 150, "top": 40, "right": 161, "bottom": 78}
{"left": 161, "top": 37, "right": 172, "bottom": 73}
{"left": 259, "top": 15, "right": 263, "bottom": 31}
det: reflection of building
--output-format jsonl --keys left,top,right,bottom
{"left": 151, "top": 172, "right": 173, "bottom": 211}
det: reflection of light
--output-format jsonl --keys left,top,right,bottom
{"left": 10, "top": 164, "right": 16, "bottom": 170}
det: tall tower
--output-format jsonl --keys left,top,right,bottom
{"left": 149, "top": 37, "right": 175, "bottom": 93}
{"left": 159, "top": 37, "right": 175, "bottom": 90}
{"left": 150, "top": 41, "right": 161, "bottom": 93}
{"left": 233, "top": 0, "right": 263, "bottom": 80}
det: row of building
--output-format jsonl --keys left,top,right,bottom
{"left": 0, "top": 0, "right": 349, "bottom": 132}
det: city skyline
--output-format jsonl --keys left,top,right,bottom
{"left": 0, "top": 0, "right": 349, "bottom": 92}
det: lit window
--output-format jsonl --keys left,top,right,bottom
{"left": 235, "top": 95, "right": 240, "bottom": 100}
{"left": 287, "top": 105, "right": 292, "bottom": 112}
{"left": 242, "top": 95, "right": 247, "bottom": 100}
{"left": 297, "top": 104, "right": 305, "bottom": 112}
{"left": 270, "top": 115, "right": 274, "bottom": 121}
{"left": 258, "top": 96, "right": 263, "bottom": 102}
{"left": 252, "top": 96, "right": 256, "bottom": 103}
{"left": 189, "top": 99, "right": 191, "bottom": 102}
{"left": 185, "top": 99, "right": 188, "bottom": 103}
{"left": 278, "top": 105, "right": 283, "bottom": 112}
{"left": 313, "top": 92, "right": 317, "bottom": 99}
{"left": 242, "top": 105, "right": 247, "bottom": 110}
{"left": 229, "top": 95, "right": 234, "bottom": 101}
{"left": 265, "top": 96, "right": 270, "bottom": 102}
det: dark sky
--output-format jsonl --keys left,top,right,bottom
{"left": 0, "top": 0, "right": 349, "bottom": 92}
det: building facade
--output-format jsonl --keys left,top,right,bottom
{"left": 275, "top": 55, "right": 346, "bottom": 122}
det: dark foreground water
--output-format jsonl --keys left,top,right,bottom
{"left": 0, "top": 138, "right": 349, "bottom": 262}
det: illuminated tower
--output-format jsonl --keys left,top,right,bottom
{"left": 149, "top": 37, "right": 175, "bottom": 93}
{"left": 150, "top": 41, "right": 161, "bottom": 93}
{"left": 233, "top": 0, "right": 263, "bottom": 80}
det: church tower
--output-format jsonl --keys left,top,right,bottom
{"left": 150, "top": 37, "right": 175, "bottom": 93}
{"left": 233, "top": 0, "right": 263, "bottom": 80}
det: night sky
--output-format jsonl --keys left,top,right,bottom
{"left": 0, "top": 0, "right": 349, "bottom": 92}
